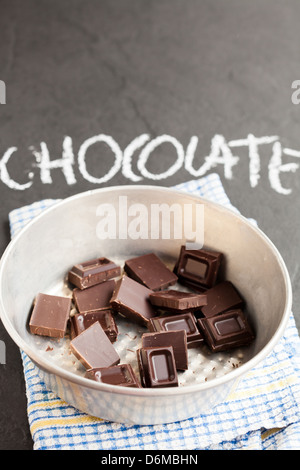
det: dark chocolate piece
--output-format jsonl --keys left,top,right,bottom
{"left": 201, "top": 281, "right": 244, "bottom": 318}
{"left": 29, "top": 293, "right": 71, "bottom": 338}
{"left": 110, "top": 275, "right": 156, "bottom": 326}
{"left": 70, "top": 309, "right": 118, "bottom": 342}
{"left": 73, "top": 279, "right": 116, "bottom": 313}
{"left": 68, "top": 256, "right": 121, "bottom": 290}
{"left": 70, "top": 322, "right": 120, "bottom": 369}
{"left": 148, "top": 312, "right": 204, "bottom": 348}
{"left": 149, "top": 289, "right": 207, "bottom": 312}
{"left": 137, "top": 346, "right": 178, "bottom": 388}
{"left": 142, "top": 330, "right": 188, "bottom": 370}
{"left": 174, "top": 246, "right": 222, "bottom": 290}
{"left": 197, "top": 309, "right": 255, "bottom": 352}
{"left": 124, "top": 253, "right": 178, "bottom": 290}
{"left": 85, "top": 364, "right": 141, "bottom": 388}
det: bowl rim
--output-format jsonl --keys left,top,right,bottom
{"left": 0, "top": 184, "right": 293, "bottom": 397}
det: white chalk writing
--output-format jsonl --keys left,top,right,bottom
{"left": 0, "top": 133, "right": 299, "bottom": 195}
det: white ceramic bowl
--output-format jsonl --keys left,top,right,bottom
{"left": 0, "top": 186, "right": 292, "bottom": 424}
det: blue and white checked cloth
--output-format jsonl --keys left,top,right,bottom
{"left": 8, "top": 173, "right": 300, "bottom": 450}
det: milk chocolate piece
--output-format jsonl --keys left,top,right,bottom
{"left": 70, "top": 309, "right": 118, "bottom": 342}
{"left": 29, "top": 293, "right": 71, "bottom": 338}
{"left": 149, "top": 289, "right": 207, "bottom": 312}
{"left": 68, "top": 257, "right": 121, "bottom": 289}
{"left": 174, "top": 246, "right": 222, "bottom": 290}
{"left": 197, "top": 309, "right": 255, "bottom": 352}
{"left": 201, "top": 281, "right": 244, "bottom": 318}
{"left": 137, "top": 346, "right": 178, "bottom": 388}
{"left": 85, "top": 364, "right": 141, "bottom": 388}
{"left": 124, "top": 253, "right": 178, "bottom": 290}
{"left": 73, "top": 279, "right": 116, "bottom": 313}
{"left": 70, "top": 322, "right": 120, "bottom": 369}
{"left": 148, "top": 312, "right": 204, "bottom": 348}
{"left": 142, "top": 330, "right": 188, "bottom": 370}
{"left": 110, "top": 275, "right": 156, "bottom": 326}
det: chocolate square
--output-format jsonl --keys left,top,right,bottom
{"left": 124, "top": 253, "right": 178, "bottom": 290}
{"left": 70, "top": 322, "right": 120, "bottom": 369}
{"left": 197, "top": 309, "right": 255, "bottom": 352}
{"left": 174, "top": 246, "right": 222, "bottom": 290}
{"left": 148, "top": 312, "right": 204, "bottom": 348}
{"left": 201, "top": 281, "right": 244, "bottom": 318}
{"left": 142, "top": 330, "right": 188, "bottom": 370}
{"left": 149, "top": 289, "right": 207, "bottom": 312}
{"left": 68, "top": 257, "right": 121, "bottom": 289}
{"left": 29, "top": 293, "right": 71, "bottom": 338}
{"left": 110, "top": 275, "right": 156, "bottom": 326}
{"left": 137, "top": 346, "right": 178, "bottom": 388}
{"left": 73, "top": 279, "right": 116, "bottom": 313}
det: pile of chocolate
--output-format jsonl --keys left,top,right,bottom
{"left": 29, "top": 247, "right": 255, "bottom": 389}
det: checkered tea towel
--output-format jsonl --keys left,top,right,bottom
{"left": 8, "top": 173, "right": 300, "bottom": 450}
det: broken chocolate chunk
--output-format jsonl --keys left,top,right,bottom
{"left": 137, "top": 346, "right": 178, "bottom": 388}
{"left": 110, "top": 275, "right": 156, "bottom": 326}
{"left": 70, "top": 321, "right": 120, "bottom": 369}
{"left": 174, "top": 246, "right": 222, "bottom": 290}
{"left": 29, "top": 293, "right": 71, "bottom": 338}
{"left": 201, "top": 281, "right": 244, "bottom": 318}
{"left": 148, "top": 312, "right": 204, "bottom": 348}
{"left": 68, "top": 256, "right": 121, "bottom": 289}
{"left": 73, "top": 279, "right": 116, "bottom": 313}
{"left": 124, "top": 253, "right": 178, "bottom": 290}
{"left": 197, "top": 309, "right": 255, "bottom": 352}
{"left": 142, "top": 330, "right": 188, "bottom": 370}
{"left": 149, "top": 289, "right": 207, "bottom": 312}
{"left": 85, "top": 364, "right": 141, "bottom": 388}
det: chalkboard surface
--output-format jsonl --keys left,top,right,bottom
{"left": 0, "top": 0, "right": 299, "bottom": 449}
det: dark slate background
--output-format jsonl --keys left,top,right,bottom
{"left": 0, "top": 0, "right": 300, "bottom": 449}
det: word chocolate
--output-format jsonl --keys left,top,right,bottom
{"left": 2, "top": 133, "right": 296, "bottom": 197}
